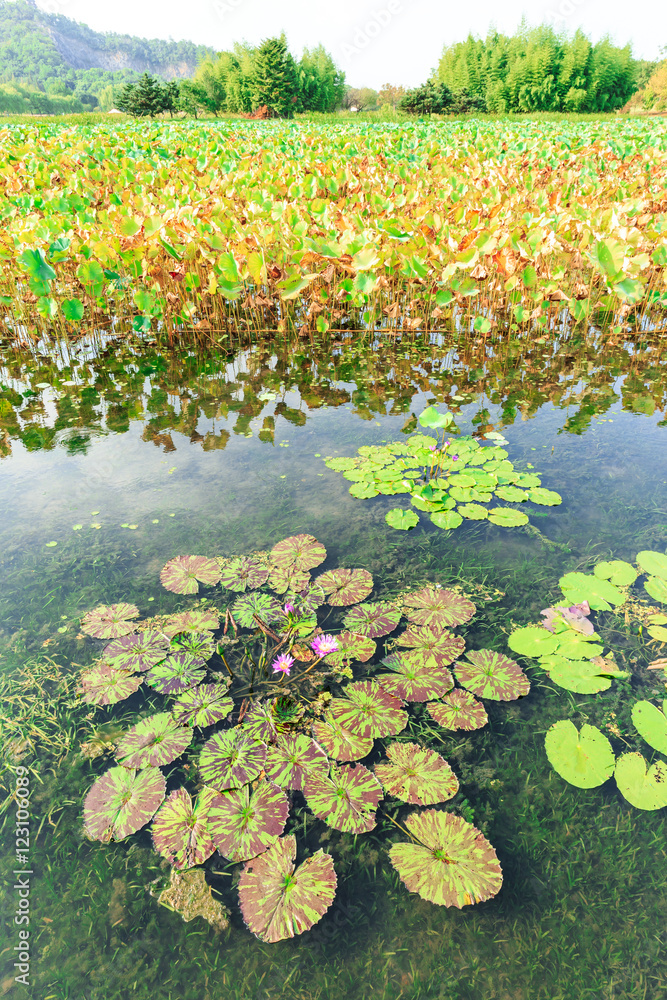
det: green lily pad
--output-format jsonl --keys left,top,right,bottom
{"left": 220, "top": 556, "right": 269, "bottom": 592}
{"left": 304, "top": 762, "right": 383, "bottom": 833}
{"left": 386, "top": 509, "right": 420, "bottom": 530}
{"left": 544, "top": 721, "right": 615, "bottom": 788}
{"left": 404, "top": 587, "right": 476, "bottom": 629}
{"left": 84, "top": 765, "right": 165, "bottom": 842}
{"left": 152, "top": 786, "right": 217, "bottom": 869}
{"left": 494, "top": 486, "right": 528, "bottom": 503}
{"left": 376, "top": 652, "right": 454, "bottom": 702}
{"left": 311, "top": 713, "right": 374, "bottom": 762}
{"left": 426, "top": 690, "right": 488, "bottom": 731}
{"left": 648, "top": 625, "right": 667, "bottom": 642}
{"left": 552, "top": 633, "right": 604, "bottom": 660}
{"left": 350, "top": 482, "right": 379, "bottom": 498}
{"left": 631, "top": 700, "right": 667, "bottom": 754}
{"left": 645, "top": 576, "right": 667, "bottom": 604}
{"left": 208, "top": 780, "right": 289, "bottom": 862}
{"left": 172, "top": 684, "right": 233, "bottom": 727}
{"left": 457, "top": 503, "right": 489, "bottom": 521}
{"left": 316, "top": 567, "right": 374, "bottom": 606}
{"left": 115, "top": 712, "right": 193, "bottom": 768}
{"left": 374, "top": 742, "right": 458, "bottom": 805}
{"left": 199, "top": 730, "right": 266, "bottom": 792}
{"left": 455, "top": 649, "right": 530, "bottom": 701}
{"left": 330, "top": 680, "right": 407, "bottom": 739}
{"left": 614, "top": 753, "right": 667, "bottom": 810}
{"left": 264, "top": 734, "right": 330, "bottom": 791}
{"left": 594, "top": 560, "right": 637, "bottom": 587}
{"left": 539, "top": 656, "right": 613, "bottom": 694}
{"left": 527, "top": 487, "right": 562, "bottom": 506}
{"left": 487, "top": 507, "right": 530, "bottom": 527}
{"left": 508, "top": 627, "right": 559, "bottom": 658}
{"left": 431, "top": 510, "right": 463, "bottom": 530}
{"left": 558, "top": 572, "right": 625, "bottom": 611}
{"left": 418, "top": 406, "right": 453, "bottom": 429}
{"left": 636, "top": 550, "right": 667, "bottom": 581}
{"left": 159, "top": 555, "right": 221, "bottom": 595}
{"left": 342, "top": 601, "right": 402, "bottom": 639}
{"left": 513, "top": 473, "right": 541, "bottom": 488}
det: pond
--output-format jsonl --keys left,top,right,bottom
{"left": 0, "top": 320, "right": 666, "bottom": 1000}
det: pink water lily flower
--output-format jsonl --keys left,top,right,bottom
{"left": 310, "top": 634, "right": 339, "bottom": 657}
{"left": 272, "top": 653, "right": 294, "bottom": 676}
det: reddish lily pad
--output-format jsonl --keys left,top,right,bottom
{"left": 376, "top": 652, "right": 454, "bottom": 702}
{"left": 375, "top": 742, "right": 459, "bottom": 805}
{"left": 426, "top": 690, "right": 489, "bottom": 731}
{"left": 152, "top": 786, "right": 217, "bottom": 869}
{"left": 404, "top": 588, "right": 476, "bottom": 629}
{"left": 342, "top": 601, "right": 402, "bottom": 639}
{"left": 397, "top": 626, "right": 466, "bottom": 667}
{"left": 264, "top": 734, "right": 330, "bottom": 791}
{"left": 115, "top": 712, "right": 193, "bottom": 768}
{"left": 241, "top": 701, "right": 282, "bottom": 743}
{"left": 160, "top": 555, "right": 222, "bottom": 595}
{"left": 330, "top": 680, "right": 407, "bottom": 739}
{"left": 83, "top": 765, "right": 165, "bottom": 842}
{"left": 239, "top": 834, "right": 337, "bottom": 942}
{"left": 232, "top": 591, "right": 283, "bottom": 628}
{"left": 171, "top": 631, "right": 216, "bottom": 659}
{"left": 271, "top": 534, "right": 327, "bottom": 572}
{"left": 268, "top": 565, "right": 312, "bottom": 595}
{"left": 161, "top": 608, "right": 220, "bottom": 638}
{"left": 172, "top": 684, "right": 233, "bottom": 727}
{"left": 102, "top": 631, "right": 170, "bottom": 672}
{"left": 79, "top": 663, "right": 143, "bottom": 706}
{"left": 455, "top": 649, "right": 530, "bottom": 701}
{"left": 81, "top": 603, "right": 140, "bottom": 640}
{"left": 220, "top": 556, "right": 269, "bottom": 592}
{"left": 311, "top": 714, "right": 374, "bottom": 762}
{"left": 304, "top": 762, "right": 383, "bottom": 833}
{"left": 145, "top": 652, "right": 207, "bottom": 695}
{"left": 316, "top": 568, "right": 374, "bottom": 607}
{"left": 324, "top": 630, "right": 376, "bottom": 669}
{"left": 208, "top": 780, "right": 289, "bottom": 862}
{"left": 199, "top": 730, "right": 266, "bottom": 791}
{"left": 389, "top": 810, "right": 502, "bottom": 907}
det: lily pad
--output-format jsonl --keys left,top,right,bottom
{"left": 208, "top": 780, "right": 289, "bottom": 862}
{"left": 311, "top": 714, "right": 374, "bottom": 762}
{"left": 558, "top": 572, "right": 625, "bottom": 611}
{"left": 172, "top": 684, "right": 233, "bottom": 727}
{"left": 79, "top": 663, "right": 143, "bottom": 706}
{"left": 152, "top": 786, "right": 217, "bottom": 869}
{"left": 268, "top": 565, "right": 312, "bottom": 595}
{"left": 426, "top": 690, "right": 488, "bottom": 731}
{"left": 648, "top": 625, "right": 667, "bottom": 642}
{"left": 636, "top": 550, "right": 667, "bottom": 581}
{"left": 171, "top": 630, "right": 217, "bottom": 659}
{"left": 271, "top": 534, "right": 327, "bottom": 572}
{"left": 350, "top": 482, "right": 379, "bottom": 499}
{"left": 614, "top": 753, "right": 667, "bottom": 810}
{"left": 494, "top": 486, "right": 528, "bottom": 503}
{"left": 457, "top": 503, "right": 489, "bottom": 521}
{"left": 508, "top": 627, "right": 559, "bottom": 658}
{"left": 526, "top": 487, "right": 562, "bottom": 506}
{"left": 375, "top": 652, "right": 454, "bottom": 702}
{"left": 594, "top": 560, "right": 637, "bottom": 587}
{"left": 330, "top": 680, "right": 407, "bottom": 739}
{"left": 316, "top": 568, "right": 374, "bottom": 606}
{"left": 220, "top": 556, "right": 269, "bottom": 592}
{"left": 264, "top": 734, "right": 330, "bottom": 791}
{"left": 539, "top": 655, "right": 613, "bottom": 694}
{"left": 544, "top": 721, "right": 615, "bottom": 788}
{"left": 161, "top": 608, "right": 220, "bottom": 637}
{"left": 487, "top": 508, "right": 529, "bottom": 527}
{"left": 404, "top": 588, "right": 476, "bottom": 629}
{"left": 84, "top": 765, "right": 165, "bottom": 842}
{"left": 81, "top": 603, "right": 140, "bottom": 640}
{"left": 115, "top": 712, "right": 193, "bottom": 768}
{"left": 239, "top": 835, "right": 337, "bottom": 943}
{"left": 102, "top": 631, "right": 170, "bottom": 672}
{"left": 645, "top": 576, "right": 667, "bottom": 604}
{"left": 386, "top": 509, "right": 420, "bottom": 530}
{"left": 375, "top": 742, "right": 459, "bottom": 805}
{"left": 631, "top": 700, "right": 667, "bottom": 754}
{"left": 324, "top": 630, "right": 376, "bottom": 669}
{"left": 397, "top": 626, "right": 466, "bottom": 667}
{"left": 232, "top": 591, "right": 283, "bottom": 628}
{"left": 389, "top": 810, "right": 502, "bottom": 907}
{"left": 145, "top": 652, "right": 207, "bottom": 695}
{"left": 304, "top": 762, "right": 383, "bottom": 833}
{"left": 455, "top": 649, "right": 530, "bottom": 701}
{"left": 160, "top": 555, "right": 221, "bottom": 594}
{"left": 431, "top": 509, "right": 463, "bottom": 530}
{"left": 199, "top": 730, "right": 266, "bottom": 791}
{"left": 342, "top": 602, "right": 402, "bottom": 639}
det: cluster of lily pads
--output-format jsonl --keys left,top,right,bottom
{"left": 324, "top": 406, "right": 561, "bottom": 532}
{"left": 76, "top": 534, "right": 535, "bottom": 940}
{"left": 506, "top": 549, "right": 667, "bottom": 810}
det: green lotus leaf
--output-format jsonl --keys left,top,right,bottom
{"left": 457, "top": 503, "right": 489, "bottom": 521}
{"left": 508, "top": 627, "right": 560, "bottom": 658}
{"left": 614, "top": 753, "right": 667, "bottom": 810}
{"left": 304, "top": 762, "right": 383, "bottom": 833}
{"left": 426, "top": 690, "right": 488, "bottom": 731}
{"left": 467, "top": 470, "right": 497, "bottom": 489}
{"left": 172, "top": 684, "right": 233, "bottom": 727}
{"left": 81, "top": 602, "right": 140, "bottom": 640}
{"left": 411, "top": 494, "right": 448, "bottom": 512}
{"left": 342, "top": 601, "right": 401, "bottom": 639}
{"left": 539, "top": 655, "right": 613, "bottom": 693}
{"left": 264, "top": 734, "right": 330, "bottom": 791}
{"left": 431, "top": 509, "right": 463, "bottom": 530}
{"left": 386, "top": 509, "right": 420, "bottom": 530}
{"left": 324, "top": 630, "right": 376, "bottom": 669}
{"left": 397, "top": 626, "right": 466, "bottom": 667}
{"left": 418, "top": 406, "right": 453, "bottom": 429}
{"left": 330, "top": 680, "right": 407, "bottom": 739}
{"left": 115, "top": 712, "right": 193, "bottom": 768}
{"left": 404, "top": 587, "right": 476, "bottom": 629}
{"left": 631, "top": 700, "right": 667, "bottom": 754}
{"left": 311, "top": 713, "right": 374, "bottom": 762}
{"left": 494, "top": 486, "right": 528, "bottom": 503}
{"left": 232, "top": 591, "right": 283, "bottom": 628}
{"left": 527, "top": 487, "right": 562, "bottom": 506}
{"left": 208, "top": 780, "right": 289, "bottom": 862}
{"left": 389, "top": 810, "right": 502, "bottom": 907}
{"left": 551, "top": 633, "right": 604, "bottom": 660}
{"left": 645, "top": 576, "right": 667, "bottom": 604}
{"left": 648, "top": 625, "right": 667, "bottom": 642}
{"left": 145, "top": 652, "right": 207, "bottom": 695}
{"left": 376, "top": 652, "right": 454, "bottom": 702}
{"left": 455, "top": 649, "right": 530, "bottom": 701}
{"left": 199, "top": 730, "right": 266, "bottom": 792}
{"left": 544, "top": 721, "right": 615, "bottom": 788}
{"left": 324, "top": 457, "right": 358, "bottom": 471}
{"left": 220, "top": 556, "right": 269, "bottom": 592}
{"left": 84, "top": 765, "right": 165, "bottom": 842}
{"left": 79, "top": 663, "right": 143, "bottom": 706}
{"left": 448, "top": 474, "right": 477, "bottom": 488}
{"left": 350, "top": 482, "right": 379, "bottom": 498}
{"left": 449, "top": 487, "right": 492, "bottom": 504}
{"left": 316, "top": 567, "right": 374, "bottom": 606}
{"left": 636, "top": 550, "right": 667, "bottom": 581}
{"left": 375, "top": 742, "right": 458, "bottom": 805}
{"left": 161, "top": 608, "right": 220, "bottom": 638}
{"left": 102, "top": 631, "right": 170, "bottom": 672}
{"left": 513, "top": 473, "right": 541, "bottom": 488}
{"left": 159, "top": 555, "right": 221, "bottom": 595}
{"left": 239, "top": 834, "right": 337, "bottom": 942}
{"left": 152, "top": 786, "right": 217, "bottom": 869}
{"left": 270, "top": 534, "right": 327, "bottom": 572}
{"left": 558, "top": 572, "right": 625, "bottom": 610}
{"left": 487, "top": 507, "right": 530, "bottom": 527}
{"left": 594, "top": 560, "right": 637, "bottom": 587}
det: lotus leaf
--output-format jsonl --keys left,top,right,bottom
{"left": 614, "top": 753, "right": 667, "bottom": 810}
{"left": 330, "top": 680, "right": 407, "bottom": 739}
{"left": 115, "top": 712, "right": 193, "bottom": 768}
{"left": 350, "top": 482, "right": 379, "bottom": 498}
{"left": 199, "top": 729, "right": 266, "bottom": 792}
{"left": 539, "top": 655, "right": 613, "bottom": 693}
{"left": 160, "top": 555, "right": 221, "bottom": 595}
{"left": 145, "top": 652, "right": 207, "bottom": 695}
{"left": 404, "top": 587, "right": 476, "bottom": 629}
{"left": 426, "top": 690, "right": 488, "bottom": 731}
{"left": 386, "top": 509, "right": 420, "bottom": 530}
{"left": 513, "top": 473, "right": 541, "bottom": 488}
{"left": 103, "top": 631, "right": 170, "bottom": 672}
{"left": 239, "top": 835, "right": 337, "bottom": 943}
{"left": 271, "top": 534, "right": 327, "bottom": 572}
{"left": 208, "top": 780, "right": 289, "bottom": 862}
{"left": 311, "top": 714, "right": 374, "bottom": 762}
{"left": 508, "top": 627, "right": 559, "bottom": 658}
{"left": 457, "top": 503, "right": 489, "bottom": 520}
{"left": 636, "top": 550, "right": 667, "bottom": 581}
{"left": 304, "top": 762, "right": 382, "bottom": 833}
{"left": 220, "top": 556, "right": 269, "bottom": 592}
{"left": 526, "top": 487, "right": 562, "bottom": 506}
{"left": 172, "top": 684, "right": 233, "bottom": 727}
{"left": 450, "top": 487, "right": 493, "bottom": 504}
{"left": 152, "top": 786, "right": 217, "bottom": 869}
{"left": 81, "top": 602, "right": 140, "bottom": 639}
{"left": 455, "top": 649, "right": 530, "bottom": 701}
{"left": 376, "top": 652, "right": 454, "bottom": 702}
{"left": 325, "top": 457, "right": 357, "bottom": 472}
{"left": 631, "top": 700, "right": 667, "bottom": 754}
{"left": 645, "top": 576, "right": 667, "bottom": 604}
{"left": 162, "top": 609, "right": 220, "bottom": 637}
{"left": 487, "top": 508, "right": 530, "bottom": 527}
{"left": 397, "top": 626, "right": 466, "bottom": 667}
{"left": 324, "top": 630, "right": 376, "bottom": 669}
{"left": 375, "top": 742, "right": 458, "bottom": 805}
{"left": 389, "top": 810, "right": 502, "bottom": 907}
{"left": 264, "top": 734, "right": 330, "bottom": 790}
{"left": 648, "top": 625, "right": 667, "bottom": 642}
{"left": 431, "top": 510, "right": 463, "bottom": 530}
{"left": 418, "top": 406, "right": 453, "bottom": 429}
{"left": 316, "top": 568, "right": 374, "bottom": 606}
{"left": 84, "top": 765, "right": 165, "bottom": 842}
{"left": 171, "top": 631, "right": 216, "bottom": 659}
{"left": 232, "top": 592, "right": 283, "bottom": 629}
{"left": 342, "top": 602, "right": 402, "bottom": 638}
{"left": 558, "top": 572, "right": 625, "bottom": 611}
{"left": 79, "top": 663, "right": 143, "bottom": 706}
{"left": 544, "top": 721, "right": 615, "bottom": 788}
{"left": 268, "top": 565, "right": 312, "bottom": 595}
{"left": 594, "top": 560, "right": 637, "bottom": 587}
{"left": 494, "top": 486, "right": 528, "bottom": 503}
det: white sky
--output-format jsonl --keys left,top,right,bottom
{"left": 36, "top": 0, "right": 665, "bottom": 89}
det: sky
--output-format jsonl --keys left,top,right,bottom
{"left": 35, "top": 0, "right": 664, "bottom": 89}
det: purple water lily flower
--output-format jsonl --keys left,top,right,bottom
{"left": 283, "top": 602, "right": 295, "bottom": 615}
{"left": 310, "top": 634, "right": 339, "bottom": 657}
{"left": 271, "top": 653, "right": 294, "bottom": 676}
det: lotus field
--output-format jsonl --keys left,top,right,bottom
{"left": 1, "top": 119, "right": 667, "bottom": 337}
